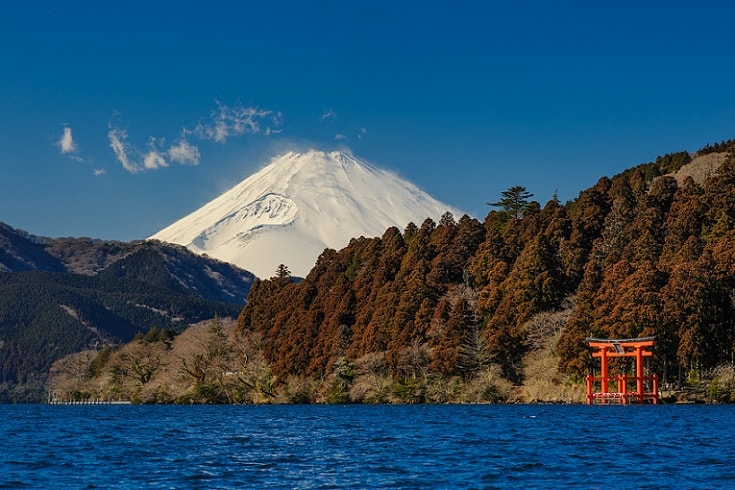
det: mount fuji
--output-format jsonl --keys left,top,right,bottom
{"left": 150, "top": 150, "right": 463, "bottom": 278}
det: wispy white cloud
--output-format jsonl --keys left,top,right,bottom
{"left": 321, "top": 109, "right": 337, "bottom": 121}
{"left": 57, "top": 125, "right": 78, "bottom": 154}
{"left": 108, "top": 127, "right": 141, "bottom": 173}
{"left": 107, "top": 125, "right": 203, "bottom": 173}
{"left": 56, "top": 124, "right": 88, "bottom": 163}
{"left": 332, "top": 128, "right": 367, "bottom": 142}
{"left": 168, "top": 138, "right": 200, "bottom": 166}
{"left": 143, "top": 137, "right": 169, "bottom": 170}
{"left": 105, "top": 100, "right": 278, "bottom": 174}
{"left": 143, "top": 151, "right": 168, "bottom": 170}
{"left": 194, "top": 101, "right": 283, "bottom": 143}
{"left": 93, "top": 168, "right": 106, "bottom": 176}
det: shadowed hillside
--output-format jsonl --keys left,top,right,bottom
{"left": 0, "top": 228, "right": 254, "bottom": 402}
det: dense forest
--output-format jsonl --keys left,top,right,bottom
{"left": 0, "top": 236, "right": 253, "bottom": 402}
{"left": 235, "top": 142, "right": 735, "bottom": 402}
{"left": 47, "top": 141, "right": 735, "bottom": 404}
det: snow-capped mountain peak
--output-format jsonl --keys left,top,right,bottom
{"left": 151, "top": 150, "right": 463, "bottom": 278}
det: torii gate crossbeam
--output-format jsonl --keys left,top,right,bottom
{"left": 585, "top": 337, "right": 659, "bottom": 405}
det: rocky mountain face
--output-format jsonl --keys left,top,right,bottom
{"left": 151, "top": 150, "right": 463, "bottom": 278}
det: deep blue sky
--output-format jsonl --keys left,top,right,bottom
{"left": 2, "top": 1, "right": 735, "bottom": 240}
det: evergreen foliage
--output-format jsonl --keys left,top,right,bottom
{"left": 0, "top": 233, "right": 253, "bottom": 402}
{"left": 487, "top": 186, "right": 535, "bottom": 221}
{"left": 237, "top": 143, "right": 735, "bottom": 394}
{"left": 12, "top": 141, "right": 735, "bottom": 403}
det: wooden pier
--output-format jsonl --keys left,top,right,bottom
{"left": 47, "top": 391, "right": 131, "bottom": 405}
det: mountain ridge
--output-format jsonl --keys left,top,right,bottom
{"left": 0, "top": 222, "right": 255, "bottom": 401}
{"left": 151, "top": 150, "right": 464, "bottom": 278}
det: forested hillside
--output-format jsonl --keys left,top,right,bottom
{"left": 0, "top": 230, "right": 254, "bottom": 402}
{"left": 236, "top": 141, "right": 735, "bottom": 401}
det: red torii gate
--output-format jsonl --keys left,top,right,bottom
{"left": 585, "top": 337, "right": 659, "bottom": 404}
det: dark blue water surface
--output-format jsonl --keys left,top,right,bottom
{"left": 1, "top": 404, "right": 734, "bottom": 489}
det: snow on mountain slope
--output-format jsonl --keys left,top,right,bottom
{"left": 150, "top": 150, "right": 463, "bottom": 278}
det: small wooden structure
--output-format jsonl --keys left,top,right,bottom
{"left": 585, "top": 337, "right": 659, "bottom": 404}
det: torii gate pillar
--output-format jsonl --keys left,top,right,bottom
{"left": 585, "top": 337, "right": 659, "bottom": 405}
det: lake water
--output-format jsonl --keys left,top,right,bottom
{"left": 1, "top": 404, "right": 733, "bottom": 489}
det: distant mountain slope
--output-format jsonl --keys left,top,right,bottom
{"left": 97, "top": 243, "right": 254, "bottom": 304}
{"left": 0, "top": 222, "right": 64, "bottom": 272}
{"left": 0, "top": 224, "right": 254, "bottom": 304}
{"left": 151, "top": 150, "right": 463, "bottom": 278}
{"left": 0, "top": 221, "right": 255, "bottom": 402}
{"left": 0, "top": 269, "right": 243, "bottom": 395}
{"left": 43, "top": 237, "right": 136, "bottom": 275}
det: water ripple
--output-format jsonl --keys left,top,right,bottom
{"left": 1, "top": 404, "right": 734, "bottom": 489}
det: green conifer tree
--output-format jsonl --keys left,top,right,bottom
{"left": 488, "top": 186, "right": 534, "bottom": 220}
